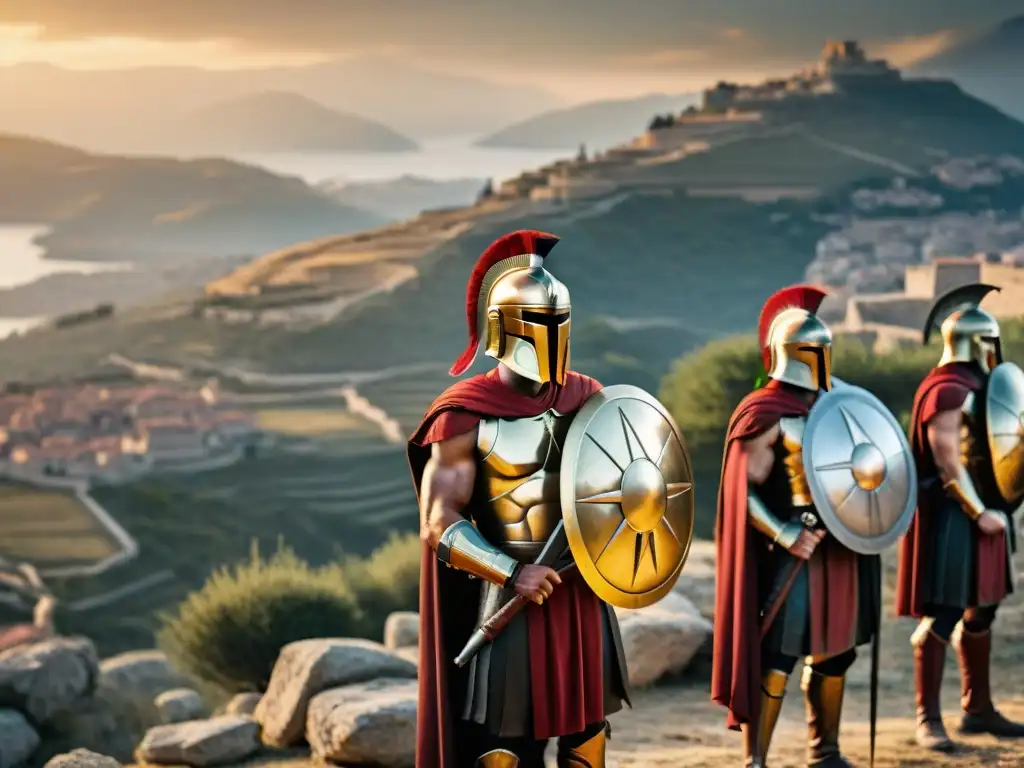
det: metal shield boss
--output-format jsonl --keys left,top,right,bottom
{"left": 802, "top": 383, "right": 917, "bottom": 555}
{"left": 560, "top": 385, "right": 694, "bottom": 608}
{"left": 986, "top": 362, "right": 1024, "bottom": 506}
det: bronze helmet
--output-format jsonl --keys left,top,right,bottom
{"left": 450, "top": 230, "right": 570, "bottom": 385}
{"left": 922, "top": 283, "right": 1002, "bottom": 373}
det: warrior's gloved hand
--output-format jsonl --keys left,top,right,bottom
{"left": 515, "top": 565, "right": 562, "bottom": 605}
{"left": 978, "top": 510, "right": 1007, "bottom": 536}
{"left": 785, "top": 528, "right": 826, "bottom": 560}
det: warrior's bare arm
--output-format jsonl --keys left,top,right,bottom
{"left": 742, "top": 424, "right": 824, "bottom": 559}
{"left": 928, "top": 408, "right": 1005, "bottom": 534}
{"left": 419, "top": 430, "right": 478, "bottom": 550}
{"left": 419, "top": 429, "right": 560, "bottom": 603}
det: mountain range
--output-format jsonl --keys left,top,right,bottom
{"left": 161, "top": 91, "right": 419, "bottom": 154}
{"left": 911, "top": 15, "right": 1024, "bottom": 120}
{"left": 0, "top": 57, "right": 563, "bottom": 154}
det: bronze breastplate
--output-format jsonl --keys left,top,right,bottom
{"left": 760, "top": 416, "right": 812, "bottom": 514}
{"left": 475, "top": 409, "right": 572, "bottom": 561}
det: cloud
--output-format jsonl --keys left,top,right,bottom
{"left": 616, "top": 49, "right": 711, "bottom": 68}
{"left": 0, "top": 0, "right": 1014, "bottom": 76}
{"left": 719, "top": 27, "right": 747, "bottom": 41}
{"left": 873, "top": 30, "right": 960, "bottom": 67}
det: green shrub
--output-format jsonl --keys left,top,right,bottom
{"left": 158, "top": 533, "right": 421, "bottom": 695}
{"left": 341, "top": 531, "right": 422, "bottom": 641}
{"left": 659, "top": 318, "right": 1024, "bottom": 538}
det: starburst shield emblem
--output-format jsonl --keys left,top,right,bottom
{"left": 986, "top": 362, "right": 1024, "bottom": 507}
{"left": 560, "top": 385, "right": 694, "bottom": 609}
{"left": 802, "top": 383, "right": 917, "bottom": 555}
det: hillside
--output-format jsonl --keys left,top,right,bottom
{"left": 911, "top": 15, "right": 1024, "bottom": 121}
{"left": 0, "top": 134, "right": 384, "bottom": 264}
{"left": 166, "top": 91, "right": 419, "bottom": 153}
{"left": 476, "top": 93, "right": 699, "bottom": 150}
{"left": 318, "top": 174, "right": 485, "bottom": 219}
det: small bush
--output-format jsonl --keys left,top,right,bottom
{"left": 158, "top": 533, "right": 420, "bottom": 695}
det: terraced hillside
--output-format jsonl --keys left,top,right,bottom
{"left": 0, "top": 482, "right": 124, "bottom": 573}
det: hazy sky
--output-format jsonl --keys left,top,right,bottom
{"left": 1, "top": 0, "right": 1022, "bottom": 99}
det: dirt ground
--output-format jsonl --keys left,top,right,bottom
{"left": 608, "top": 676, "right": 1024, "bottom": 767}
{"left": 604, "top": 544, "right": 1024, "bottom": 768}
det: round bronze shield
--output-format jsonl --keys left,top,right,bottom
{"left": 560, "top": 385, "right": 694, "bottom": 609}
{"left": 986, "top": 362, "right": 1024, "bottom": 506}
{"left": 803, "top": 383, "right": 917, "bottom": 555}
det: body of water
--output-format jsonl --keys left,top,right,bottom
{"left": 227, "top": 135, "right": 577, "bottom": 185}
{"left": 0, "top": 224, "right": 131, "bottom": 337}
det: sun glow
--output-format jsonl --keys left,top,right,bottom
{"left": 0, "top": 24, "right": 331, "bottom": 70}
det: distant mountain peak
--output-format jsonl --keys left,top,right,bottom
{"left": 176, "top": 91, "right": 419, "bottom": 153}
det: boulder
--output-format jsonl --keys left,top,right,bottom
{"left": 155, "top": 688, "right": 205, "bottom": 724}
{"left": 0, "top": 636, "right": 98, "bottom": 723}
{"left": 383, "top": 611, "right": 419, "bottom": 649}
{"left": 98, "top": 650, "right": 190, "bottom": 702}
{"left": 614, "top": 592, "right": 713, "bottom": 687}
{"left": 135, "top": 715, "right": 260, "bottom": 767}
{"left": 306, "top": 678, "right": 416, "bottom": 767}
{"left": 255, "top": 638, "right": 416, "bottom": 747}
{"left": 225, "top": 693, "right": 262, "bottom": 716}
{"left": 670, "top": 540, "right": 717, "bottom": 620}
{"left": 43, "top": 749, "right": 121, "bottom": 768}
{"left": 0, "top": 709, "right": 39, "bottom": 768}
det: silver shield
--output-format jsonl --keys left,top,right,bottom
{"left": 986, "top": 362, "right": 1024, "bottom": 506}
{"left": 803, "top": 383, "right": 917, "bottom": 555}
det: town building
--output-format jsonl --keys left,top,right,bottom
{"left": 0, "top": 383, "right": 259, "bottom": 485}
{"left": 837, "top": 254, "right": 1024, "bottom": 350}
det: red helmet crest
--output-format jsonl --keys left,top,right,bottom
{"left": 449, "top": 230, "right": 560, "bottom": 376}
{"left": 757, "top": 284, "right": 828, "bottom": 372}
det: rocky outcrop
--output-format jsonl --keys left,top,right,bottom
{"left": 383, "top": 611, "right": 419, "bottom": 650}
{"left": 225, "top": 692, "right": 262, "bottom": 716}
{"left": 155, "top": 688, "right": 205, "bottom": 724}
{"left": 135, "top": 715, "right": 260, "bottom": 767}
{"left": 0, "top": 636, "right": 98, "bottom": 723}
{"left": 306, "top": 678, "right": 417, "bottom": 766}
{"left": 43, "top": 749, "right": 121, "bottom": 768}
{"left": 0, "top": 709, "right": 39, "bottom": 768}
{"left": 98, "top": 649, "right": 192, "bottom": 702}
{"left": 614, "top": 592, "right": 714, "bottom": 687}
{"left": 254, "top": 638, "right": 416, "bottom": 747}
{"left": 670, "top": 540, "right": 717, "bottom": 620}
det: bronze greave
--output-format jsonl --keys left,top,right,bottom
{"left": 743, "top": 669, "right": 789, "bottom": 767}
{"left": 557, "top": 725, "right": 606, "bottom": 768}
{"left": 476, "top": 748, "right": 521, "bottom": 768}
{"left": 802, "top": 667, "right": 849, "bottom": 766}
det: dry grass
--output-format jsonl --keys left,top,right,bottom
{"left": 0, "top": 483, "right": 118, "bottom": 567}
{"left": 253, "top": 408, "right": 378, "bottom": 436}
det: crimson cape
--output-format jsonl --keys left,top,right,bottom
{"left": 894, "top": 363, "right": 1009, "bottom": 617}
{"left": 408, "top": 368, "right": 605, "bottom": 768}
{"left": 711, "top": 381, "right": 812, "bottom": 730}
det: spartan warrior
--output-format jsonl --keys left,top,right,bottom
{"left": 895, "top": 283, "right": 1024, "bottom": 752}
{"left": 408, "top": 230, "right": 694, "bottom": 768}
{"left": 712, "top": 285, "right": 896, "bottom": 768}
